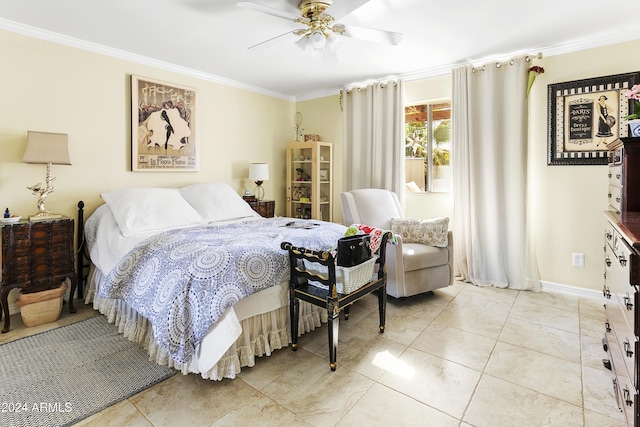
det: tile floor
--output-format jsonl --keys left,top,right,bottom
{"left": 2, "top": 281, "right": 628, "bottom": 426}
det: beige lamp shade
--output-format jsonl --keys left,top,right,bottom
{"left": 249, "top": 163, "right": 269, "bottom": 182}
{"left": 23, "top": 131, "right": 71, "bottom": 165}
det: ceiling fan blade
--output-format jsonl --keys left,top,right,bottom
{"left": 236, "top": 1, "right": 299, "bottom": 21}
{"left": 323, "top": 0, "right": 371, "bottom": 20}
{"left": 342, "top": 25, "right": 403, "bottom": 46}
{"left": 248, "top": 30, "right": 297, "bottom": 50}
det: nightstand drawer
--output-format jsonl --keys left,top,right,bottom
{"left": 1, "top": 217, "right": 78, "bottom": 332}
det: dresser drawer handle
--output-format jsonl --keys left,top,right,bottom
{"left": 605, "top": 231, "right": 612, "bottom": 241}
{"left": 605, "top": 256, "right": 611, "bottom": 267}
{"left": 616, "top": 196, "right": 621, "bottom": 203}
{"left": 608, "top": 172, "right": 612, "bottom": 178}
{"left": 623, "top": 387, "right": 633, "bottom": 407}
{"left": 619, "top": 255, "right": 627, "bottom": 267}
{"left": 605, "top": 321, "right": 611, "bottom": 333}
{"left": 624, "top": 339, "right": 634, "bottom": 357}
{"left": 624, "top": 295, "right": 633, "bottom": 310}
{"left": 608, "top": 192, "right": 612, "bottom": 199}
{"left": 613, "top": 379, "right": 622, "bottom": 410}
{"left": 603, "top": 286, "right": 611, "bottom": 299}
{"left": 616, "top": 173, "right": 621, "bottom": 179}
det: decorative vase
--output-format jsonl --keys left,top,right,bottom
{"left": 628, "top": 119, "right": 640, "bottom": 138}
{"left": 526, "top": 71, "right": 537, "bottom": 97}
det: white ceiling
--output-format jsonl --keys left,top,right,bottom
{"left": 1, "top": 0, "right": 638, "bottom": 100}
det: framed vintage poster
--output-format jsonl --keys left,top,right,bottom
{"left": 547, "top": 71, "right": 640, "bottom": 165}
{"left": 131, "top": 75, "right": 198, "bottom": 171}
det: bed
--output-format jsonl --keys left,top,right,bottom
{"left": 81, "top": 182, "right": 347, "bottom": 380}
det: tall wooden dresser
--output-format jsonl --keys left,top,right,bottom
{"left": 603, "top": 137, "right": 640, "bottom": 426}
{"left": 0, "top": 218, "right": 77, "bottom": 333}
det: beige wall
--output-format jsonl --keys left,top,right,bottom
{"left": 529, "top": 39, "right": 640, "bottom": 292}
{"left": 400, "top": 40, "right": 640, "bottom": 293}
{"left": 0, "top": 30, "right": 295, "bottom": 221}
{"left": 294, "top": 95, "right": 344, "bottom": 222}
{"left": 0, "top": 30, "right": 294, "bottom": 308}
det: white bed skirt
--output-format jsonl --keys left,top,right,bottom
{"left": 84, "top": 267, "right": 327, "bottom": 381}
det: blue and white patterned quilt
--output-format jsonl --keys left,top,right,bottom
{"left": 98, "top": 217, "right": 346, "bottom": 364}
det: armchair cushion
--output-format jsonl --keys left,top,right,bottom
{"left": 390, "top": 217, "right": 449, "bottom": 247}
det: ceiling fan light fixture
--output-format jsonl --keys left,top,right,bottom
{"left": 309, "top": 30, "right": 326, "bottom": 49}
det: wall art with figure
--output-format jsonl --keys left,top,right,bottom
{"left": 131, "top": 75, "right": 198, "bottom": 171}
{"left": 548, "top": 71, "right": 640, "bottom": 165}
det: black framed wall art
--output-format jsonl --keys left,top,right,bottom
{"left": 547, "top": 71, "right": 640, "bottom": 165}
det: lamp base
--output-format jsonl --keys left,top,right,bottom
{"left": 29, "top": 212, "right": 62, "bottom": 221}
{"left": 254, "top": 184, "right": 265, "bottom": 201}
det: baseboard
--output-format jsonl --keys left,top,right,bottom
{"left": 540, "top": 280, "right": 602, "bottom": 300}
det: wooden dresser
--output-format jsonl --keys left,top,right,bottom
{"left": 603, "top": 137, "right": 640, "bottom": 425}
{"left": 0, "top": 218, "right": 77, "bottom": 333}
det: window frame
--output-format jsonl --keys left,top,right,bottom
{"left": 404, "top": 98, "right": 451, "bottom": 193}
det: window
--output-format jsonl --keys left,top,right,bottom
{"left": 405, "top": 101, "right": 451, "bottom": 192}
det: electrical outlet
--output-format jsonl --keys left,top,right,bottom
{"left": 572, "top": 252, "right": 585, "bottom": 268}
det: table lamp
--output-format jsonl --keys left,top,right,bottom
{"left": 249, "top": 163, "right": 269, "bottom": 201}
{"left": 22, "top": 131, "right": 71, "bottom": 221}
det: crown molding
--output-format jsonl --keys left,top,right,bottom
{"left": 2, "top": 17, "right": 638, "bottom": 103}
{"left": 0, "top": 18, "right": 294, "bottom": 102}
{"left": 295, "top": 28, "right": 640, "bottom": 101}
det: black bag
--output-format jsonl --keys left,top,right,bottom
{"left": 336, "top": 234, "right": 371, "bottom": 267}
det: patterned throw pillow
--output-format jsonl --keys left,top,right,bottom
{"left": 390, "top": 217, "right": 449, "bottom": 247}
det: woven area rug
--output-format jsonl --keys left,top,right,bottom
{"left": 0, "top": 315, "right": 175, "bottom": 427}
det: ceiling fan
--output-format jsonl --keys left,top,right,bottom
{"left": 237, "top": 0, "right": 403, "bottom": 54}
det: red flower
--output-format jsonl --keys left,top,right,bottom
{"left": 528, "top": 66, "right": 545, "bottom": 74}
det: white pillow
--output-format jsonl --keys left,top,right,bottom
{"left": 179, "top": 182, "right": 260, "bottom": 222}
{"left": 101, "top": 188, "right": 204, "bottom": 237}
{"left": 390, "top": 217, "right": 449, "bottom": 247}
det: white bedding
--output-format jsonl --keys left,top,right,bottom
{"left": 83, "top": 184, "right": 341, "bottom": 379}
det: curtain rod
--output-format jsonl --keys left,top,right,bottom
{"left": 472, "top": 52, "right": 542, "bottom": 73}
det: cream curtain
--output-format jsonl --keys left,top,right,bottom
{"left": 452, "top": 57, "right": 540, "bottom": 290}
{"left": 342, "top": 80, "right": 405, "bottom": 203}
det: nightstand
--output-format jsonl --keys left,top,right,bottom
{"left": 245, "top": 199, "right": 275, "bottom": 218}
{"left": 0, "top": 217, "right": 77, "bottom": 333}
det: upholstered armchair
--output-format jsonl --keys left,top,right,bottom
{"left": 340, "top": 189, "right": 453, "bottom": 298}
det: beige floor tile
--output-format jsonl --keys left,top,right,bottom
{"left": 580, "top": 298, "right": 608, "bottom": 339}
{"left": 313, "top": 324, "right": 409, "bottom": 380}
{"left": 129, "top": 373, "right": 263, "bottom": 426}
{"left": 583, "top": 408, "right": 626, "bottom": 427}
{"left": 211, "top": 394, "right": 305, "bottom": 427}
{"left": 582, "top": 364, "right": 627, "bottom": 422}
{"left": 336, "top": 383, "right": 458, "bottom": 426}
{"left": 411, "top": 322, "right": 495, "bottom": 371}
{"left": 386, "top": 289, "right": 452, "bottom": 319}
{"left": 431, "top": 303, "right": 507, "bottom": 341}
{"left": 259, "top": 350, "right": 374, "bottom": 426}
{"left": 499, "top": 316, "right": 581, "bottom": 363}
{"left": 238, "top": 344, "right": 308, "bottom": 390}
{"left": 456, "top": 282, "right": 519, "bottom": 303}
{"left": 485, "top": 341, "right": 583, "bottom": 406}
{"left": 581, "top": 333, "right": 610, "bottom": 370}
{"left": 446, "top": 288, "right": 515, "bottom": 318}
{"left": 5, "top": 284, "right": 632, "bottom": 426}
{"left": 516, "top": 288, "right": 580, "bottom": 312}
{"left": 464, "top": 374, "right": 584, "bottom": 427}
{"left": 509, "top": 297, "right": 580, "bottom": 333}
{"left": 347, "top": 307, "right": 433, "bottom": 346}
{"left": 73, "top": 399, "right": 152, "bottom": 427}
{"left": 378, "top": 347, "right": 481, "bottom": 419}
